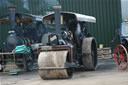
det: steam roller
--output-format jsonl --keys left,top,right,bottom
{"left": 38, "top": 6, "right": 97, "bottom": 79}
{"left": 0, "top": 6, "right": 46, "bottom": 73}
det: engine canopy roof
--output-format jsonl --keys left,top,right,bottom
{"left": 43, "top": 12, "right": 96, "bottom": 23}
{"left": 0, "top": 13, "right": 43, "bottom": 24}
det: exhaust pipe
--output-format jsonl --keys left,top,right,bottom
{"left": 53, "top": 6, "right": 61, "bottom": 34}
{"left": 8, "top": 6, "right": 16, "bottom": 31}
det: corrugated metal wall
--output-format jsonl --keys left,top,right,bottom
{"left": 58, "top": 0, "right": 121, "bottom": 50}
{"left": 0, "top": 0, "right": 121, "bottom": 50}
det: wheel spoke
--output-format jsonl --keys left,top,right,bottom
{"left": 119, "top": 59, "right": 127, "bottom": 69}
{"left": 117, "top": 48, "right": 120, "bottom": 55}
{"left": 121, "top": 48, "right": 124, "bottom": 55}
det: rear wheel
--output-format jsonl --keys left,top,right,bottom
{"left": 23, "top": 53, "right": 34, "bottom": 71}
{"left": 15, "top": 53, "right": 34, "bottom": 71}
{"left": 114, "top": 45, "right": 128, "bottom": 70}
{"left": 82, "top": 37, "right": 97, "bottom": 70}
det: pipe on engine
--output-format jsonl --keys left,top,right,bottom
{"left": 8, "top": 6, "right": 16, "bottom": 31}
{"left": 53, "top": 6, "right": 61, "bottom": 34}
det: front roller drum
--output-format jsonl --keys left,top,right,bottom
{"left": 38, "top": 50, "right": 73, "bottom": 79}
{"left": 114, "top": 45, "right": 128, "bottom": 70}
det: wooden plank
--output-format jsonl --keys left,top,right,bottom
{"left": 0, "top": 52, "right": 14, "bottom": 55}
{"left": 97, "top": 47, "right": 112, "bottom": 59}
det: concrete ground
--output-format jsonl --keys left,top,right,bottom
{"left": 1, "top": 59, "right": 128, "bottom": 85}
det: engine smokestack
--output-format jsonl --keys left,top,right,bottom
{"left": 53, "top": 6, "right": 61, "bottom": 34}
{"left": 8, "top": 6, "right": 16, "bottom": 31}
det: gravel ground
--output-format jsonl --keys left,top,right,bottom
{"left": 1, "top": 58, "right": 128, "bottom": 85}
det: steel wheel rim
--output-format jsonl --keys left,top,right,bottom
{"left": 114, "top": 45, "right": 128, "bottom": 70}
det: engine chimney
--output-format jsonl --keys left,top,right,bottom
{"left": 53, "top": 6, "right": 61, "bottom": 34}
{"left": 8, "top": 6, "right": 16, "bottom": 31}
